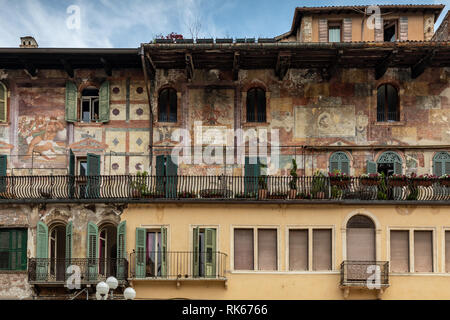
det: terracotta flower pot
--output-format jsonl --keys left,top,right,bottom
{"left": 289, "top": 189, "right": 297, "bottom": 199}
{"left": 258, "top": 189, "right": 267, "bottom": 200}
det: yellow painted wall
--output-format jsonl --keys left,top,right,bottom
{"left": 123, "top": 203, "right": 450, "bottom": 300}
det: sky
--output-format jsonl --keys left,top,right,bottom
{"left": 0, "top": 0, "right": 448, "bottom": 48}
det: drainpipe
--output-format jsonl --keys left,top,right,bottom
{"left": 140, "top": 45, "right": 154, "bottom": 174}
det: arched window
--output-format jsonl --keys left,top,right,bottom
{"left": 433, "top": 152, "right": 450, "bottom": 177}
{"left": 346, "top": 215, "right": 376, "bottom": 261}
{"left": 0, "top": 82, "right": 7, "bottom": 122}
{"left": 377, "top": 151, "right": 402, "bottom": 176}
{"left": 329, "top": 152, "right": 350, "bottom": 175}
{"left": 377, "top": 84, "right": 399, "bottom": 122}
{"left": 246, "top": 88, "right": 266, "bottom": 123}
{"left": 158, "top": 88, "right": 177, "bottom": 122}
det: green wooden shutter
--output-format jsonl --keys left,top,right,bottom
{"left": 367, "top": 160, "right": 377, "bottom": 174}
{"left": 87, "top": 153, "right": 101, "bottom": 198}
{"left": 394, "top": 162, "right": 402, "bottom": 175}
{"left": 160, "top": 226, "right": 167, "bottom": 277}
{"left": 19, "top": 229, "right": 28, "bottom": 271}
{"left": 0, "top": 82, "right": 6, "bottom": 122}
{"left": 36, "top": 221, "right": 48, "bottom": 281}
{"left": 68, "top": 150, "right": 75, "bottom": 198}
{"left": 117, "top": 221, "right": 126, "bottom": 279}
{"left": 244, "top": 157, "right": 259, "bottom": 194}
{"left": 65, "top": 222, "right": 72, "bottom": 278}
{"left": 65, "top": 81, "right": 78, "bottom": 122}
{"left": 434, "top": 159, "right": 443, "bottom": 177}
{"left": 99, "top": 81, "right": 110, "bottom": 123}
{"left": 193, "top": 227, "right": 200, "bottom": 277}
{"left": 166, "top": 155, "right": 178, "bottom": 198}
{"left": 135, "top": 227, "right": 146, "bottom": 278}
{"left": 0, "top": 154, "right": 7, "bottom": 193}
{"left": 205, "top": 228, "right": 217, "bottom": 278}
{"left": 155, "top": 155, "right": 165, "bottom": 195}
{"left": 86, "top": 222, "right": 98, "bottom": 280}
{"left": 446, "top": 161, "right": 450, "bottom": 175}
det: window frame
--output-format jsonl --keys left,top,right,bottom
{"left": 377, "top": 83, "right": 400, "bottom": 122}
{"left": 80, "top": 88, "right": 100, "bottom": 123}
{"left": 286, "top": 226, "right": 335, "bottom": 272}
{"left": 327, "top": 20, "right": 343, "bottom": 43}
{"left": 246, "top": 87, "right": 267, "bottom": 123}
{"left": 0, "top": 228, "right": 28, "bottom": 271}
{"left": 329, "top": 151, "right": 350, "bottom": 174}
{"left": 157, "top": 88, "right": 178, "bottom": 123}
{"left": 383, "top": 19, "right": 398, "bottom": 42}
{"left": 232, "top": 226, "right": 279, "bottom": 272}
{"left": 388, "top": 227, "right": 436, "bottom": 274}
{"left": 0, "top": 81, "right": 7, "bottom": 123}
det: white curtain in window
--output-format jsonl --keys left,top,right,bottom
{"left": 328, "top": 27, "right": 341, "bottom": 42}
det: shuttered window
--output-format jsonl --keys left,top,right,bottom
{"left": 433, "top": 152, "right": 450, "bottom": 176}
{"left": 329, "top": 152, "right": 350, "bottom": 174}
{"left": 158, "top": 88, "right": 177, "bottom": 122}
{"left": 234, "top": 229, "right": 254, "bottom": 270}
{"left": 258, "top": 229, "right": 277, "bottom": 271}
{"left": 312, "top": 229, "right": 332, "bottom": 271}
{"left": 346, "top": 215, "right": 376, "bottom": 261}
{"left": 377, "top": 84, "right": 399, "bottom": 122}
{"left": 289, "top": 230, "right": 308, "bottom": 271}
{"left": 0, "top": 229, "right": 27, "bottom": 271}
{"left": 390, "top": 230, "right": 409, "bottom": 272}
{"left": 246, "top": 88, "right": 266, "bottom": 123}
{"left": 446, "top": 231, "right": 450, "bottom": 273}
{"left": 0, "top": 82, "right": 7, "bottom": 122}
{"left": 414, "top": 231, "right": 433, "bottom": 272}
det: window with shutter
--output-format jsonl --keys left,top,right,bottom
{"left": 433, "top": 152, "right": 450, "bottom": 176}
{"left": 414, "top": 231, "right": 433, "bottom": 272}
{"left": 446, "top": 231, "right": 450, "bottom": 273}
{"left": 258, "top": 229, "right": 277, "bottom": 271}
{"left": 329, "top": 152, "right": 350, "bottom": 174}
{"left": 367, "top": 160, "right": 377, "bottom": 174}
{"left": 312, "top": 229, "right": 332, "bottom": 271}
{"left": 0, "top": 229, "right": 27, "bottom": 271}
{"left": 390, "top": 230, "right": 409, "bottom": 272}
{"left": 234, "top": 229, "right": 254, "bottom": 270}
{"left": 65, "top": 81, "right": 78, "bottom": 122}
{"left": 0, "top": 154, "right": 7, "bottom": 193}
{"left": 0, "top": 82, "right": 7, "bottom": 122}
{"left": 86, "top": 222, "right": 98, "bottom": 280}
{"left": 117, "top": 221, "right": 126, "bottom": 279}
{"left": 135, "top": 227, "right": 146, "bottom": 278}
{"left": 36, "top": 221, "right": 48, "bottom": 280}
{"left": 289, "top": 230, "right": 308, "bottom": 271}
{"left": 377, "top": 151, "right": 402, "bottom": 176}
{"left": 346, "top": 215, "right": 376, "bottom": 261}
{"left": 99, "top": 81, "right": 110, "bottom": 123}
{"left": 158, "top": 88, "right": 177, "bottom": 123}
{"left": 87, "top": 154, "right": 101, "bottom": 198}
{"left": 160, "top": 226, "right": 167, "bottom": 277}
{"left": 204, "top": 228, "right": 217, "bottom": 277}
{"left": 246, "top": 88, "right": 266, "bottom": 123}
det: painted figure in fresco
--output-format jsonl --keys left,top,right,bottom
{"left": 24, "top": 117, "right": 65, "bottom": 160}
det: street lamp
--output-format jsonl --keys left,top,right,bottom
{"left": 96, "top": 281, "right": 109, "bottom": 300}
{"left": 123, "top": 287, "right": 136, "bottom": 300}
{"left": 106, "top": 276, "right": 119, "bottom": 300}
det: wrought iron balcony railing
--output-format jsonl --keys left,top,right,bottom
{"left": 129, "top": 251, "right": 227, "bottom": 280}
{"left": 0, "top": 175, "right": 449, "bottom": 202}
{"left": 28, "top": 258, "right": 128, "bottom": 284}
{"left": 340, "top": 261, "right": 389, "bottom": 288}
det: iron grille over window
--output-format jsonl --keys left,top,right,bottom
{"left": 158, "top": 88, "right": 177, "bottom": 123}
{"left": 377, "top": 84, "right": 399, "bottom": 122}
{"left": 246, "top": 88, "right": 266, "bottom": 123}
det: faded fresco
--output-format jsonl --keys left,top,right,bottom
{"left": 189, "top": 88, "right": 234, "bottom": 127}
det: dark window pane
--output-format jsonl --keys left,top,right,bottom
{"left": 158, "top": 88, "right": 177, "bottom": 123}
{"left": 169, "top": 89, "right": 177, "bottom": 122}
{"left": 377, "top": 86, "right": 385, "bottom": 122}
{"left": 247, "top": 88, "right": 265, "bottom": 122}
{"left": 246, "top": 89, "right": 256, "bottom": 122}
{"left": 82, "top": 100, "right": 90, "bottom": 122}
{"left": 387, "top": 85, "right": 399, "bottom": 121}
{"left": 0, "top": 252, "right": 9, "bottom": 269}
{"left": 0, "top": 232, "right": 9, "bottom": 250}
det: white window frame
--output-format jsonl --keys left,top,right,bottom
{"left": 387, "top": 226, "right": 436, "bottom": 274}
{"left": 286, "top": 225, "right": 335, "bottom": 273}
{"left": 80, "top": 94, "right": 99, "bottom": 123}
{"left": 231, "top": 225, "right": 280, "bottom": 273}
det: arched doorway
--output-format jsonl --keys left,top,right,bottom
{"left": 49, "top": 224, "right": 66, "bottom": 281}
{"left": 346, "top": 215, "right": 376, "bottom": 261}
{"left": 98, "top": 224, "right": 117, "bottom": 277}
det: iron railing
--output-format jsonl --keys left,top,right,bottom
{"left": 340, "top": 261, "right": 389, "bottom": 287}
{"left": 28, "top": 258, "right": 128, "bottom": 284}
{"left": 0, "top": 175, "right": 449, "bottom": 201}
{"left": 129, "top": 251, "right": 227, "bottom": 280}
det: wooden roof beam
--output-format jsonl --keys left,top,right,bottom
{"left": 275, "top": 51, "right": 291, "bottom": 80}
{"left": 185, "top": 53, "right": 194, "bottom": 81}
{"left": 60, "top": 59, "right": 74, "bottom": 78}
{"left": 411, "top": 49, "right": 436, "bottom": 79}
{"left": 375, "top": 49, "right": 398, "bottom": 80}
{"left": 144, "top": 52, "right": 156, "bottom": 80}
{"left": 232, "top": 51, "right": 240, "bottom": 81}
{"left": 100, "top": 57, "right": 112, "bottom": 76}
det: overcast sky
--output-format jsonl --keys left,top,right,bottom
{"left": 0, "top": 0, "right": 447, "bottom": 48}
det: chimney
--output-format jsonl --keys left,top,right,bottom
{"left": 20, "top": 36, "right": 38, "bottom": 48}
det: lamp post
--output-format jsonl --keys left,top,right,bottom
{"left": 106, "top": 276, "right": 118, "bottom": 300}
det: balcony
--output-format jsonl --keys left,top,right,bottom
{"left": 340, "top": 260, "right": 389, "bottom": 298}
{"left": 0, "top": 175, "right": 449, "bottom": 203}
{"left": 129, "top": 251, "right": 227, "bottom": 287}
{"left": 28, "top": 258, "right": 128, "bottom": 286}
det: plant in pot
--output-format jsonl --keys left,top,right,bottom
{"left": 411, "top": 173, "right": 437, "bottom": 187}
{"left": 288, "top": 159, "right": 298, "bottom": 199}
{"left": 130, "top": 171, "right": 149, "bottom": 198}
{"left": 328, "top": 170, "right": 351, "bottom": 188}
{"left": 388, "top": 174, "right": 408, "bottom": 187}
{"left": 258, "top": 175, "right": 268, "bottom": 200}
{"left": 376, "top": 172, "right": 388, "bottom": 200}
{"left": 439, "top": 174, "right": 450, "bottom": 187}
{"left": 360, "top": 172, "right": 382, "bottom": 186}
{"left": 267, "top": 191, "right": 287, "bottom": 200}
{"left": 311, "top": 170, "right": 326, "bottom": 199}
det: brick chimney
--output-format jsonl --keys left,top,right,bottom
{"left": 20, "top": 36, "right": 38, "bottom": 48}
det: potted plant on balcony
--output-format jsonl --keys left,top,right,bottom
{"left": 235, "top": 192, "right": 257, "bottom": 199}
{"left": 130, "top": 171, "right": 149, "bottom": 198}
{"left": 177, "top": 191, "right": 197, "bottom": 199}
{"left": 360, "top": 172, "right": 382, "bottom": 186}
{"left": 267, "top": 191, "right": 287, "bottom": 200}
{"left": 388, "top": 174, "right": 408, "bottom": 187}
{"left": 328, "top": 170, "right": 351, "bottom": 187}
{"left": 288, "top": 159, "right": 298, "bottom": 199}
{"left": 295, "top": 192, "right": 312, "bottom": 200}
{"left": 411, "top": 173, "right": 437, "bottom": 187}
{"left": 200, "top": 189, "right": 224, "bottom": 199}
{"left": 439, "top": 174, "right": 450, "bottom": 187}
{"left": 258, "top": 175, "right": 268, "bottom": 200}
{"left": 311, "top": 170, "right": 326, "bottom": 199}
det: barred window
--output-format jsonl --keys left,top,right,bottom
{"left": 377, "top": 84, "right": 399, "bottom": 122}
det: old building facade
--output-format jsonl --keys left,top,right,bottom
{"left": 0, "top": 4, "right": 450, "bottom": 299}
